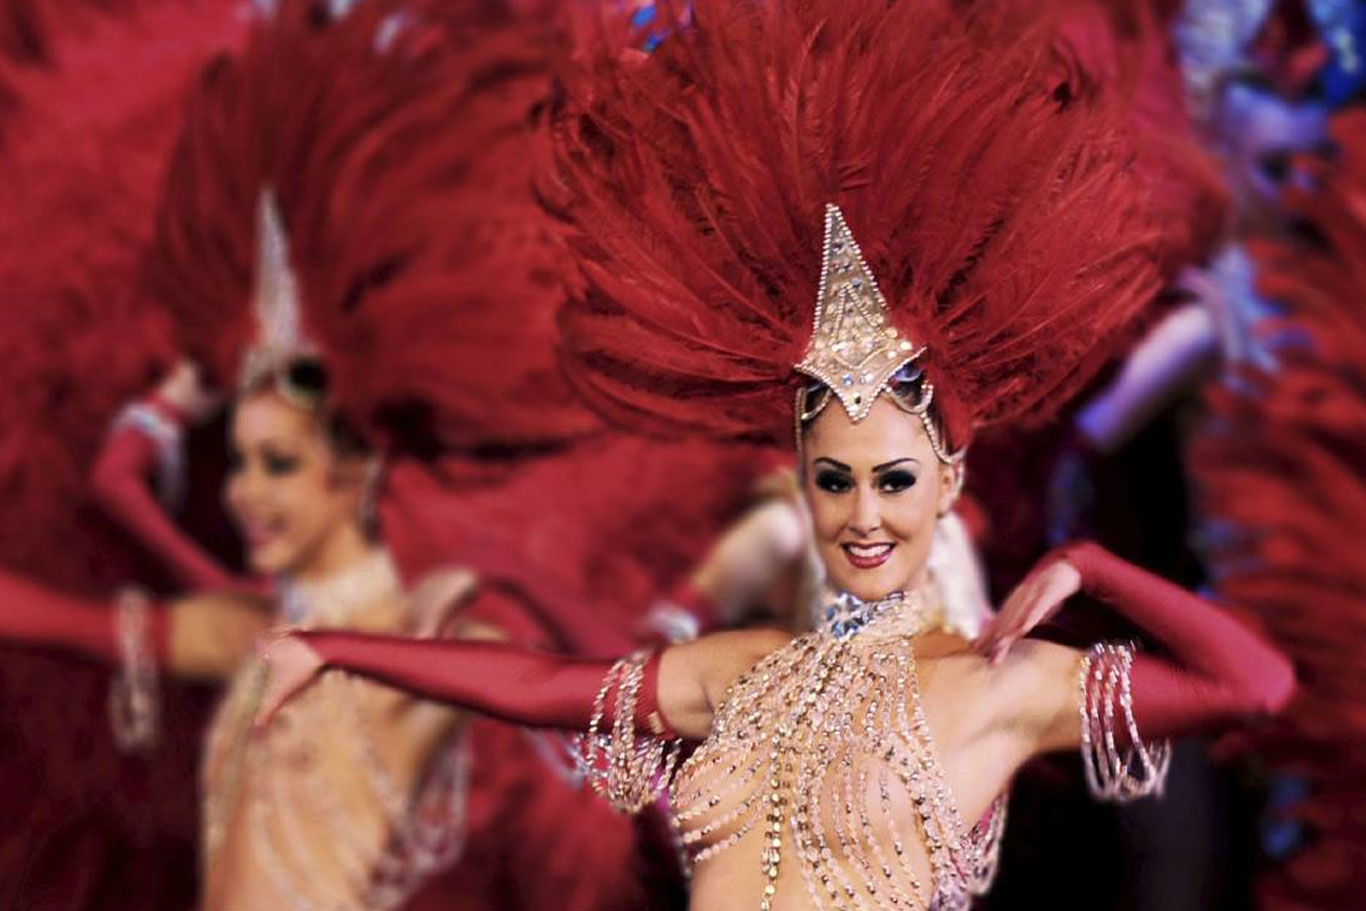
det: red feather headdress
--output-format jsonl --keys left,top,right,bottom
{"left": 151, "top": 0, "right": 597, "bottom": 456}
{"left": 1053, "top": 0, "right": 1229, "bottom": 274}
{"left": 0, "top": 0, "right": 244, "bottom": 581}
{"left": 553, "top": 0, "right": 1166, "bottom": 455}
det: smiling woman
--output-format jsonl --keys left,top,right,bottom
{"left": 0, "top": 2, "right": 690, "bottom": 910}
{"left": 251, "top": 2, "right": 1293, "bottom": 910}
{"left": 803, "top": 397, "right": 955, "bottom": 602}
{"left": 224, "top": 388, "right": 374, "bottom": 582}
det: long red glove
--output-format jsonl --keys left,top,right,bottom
{"left": 88, "top": 396, "right": 239, "bottom": 591}
{"left": 302, "top": 629, "right": 677, "bottom": 737}
{"left": 1058, "top": 541, "right": 1295, "bottom": 740}
{"left": 0, "top": 568, "right": 169, "bottom": 666}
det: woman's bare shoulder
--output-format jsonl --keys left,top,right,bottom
{"left": 175, "top": 587, "right": 273, "bottom": 616}
{"left": 405, "top": 565, "right": 481, "bottom": 637}
{"left": 668, "top": 627, "right": 792, "bottom": 714}
{"left": 912, "top": 635, "right": 1080, "bottom": 747}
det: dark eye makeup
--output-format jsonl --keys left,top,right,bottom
{"left": 876, "top": 469, "right": 918, "bottom": 493}
{"left": 814, "top": 468, "right": 853, "bottom": 493}
{"left": 263, "top": 451, "right": 302, "bottom": 476}
{"left": 228, "top": 442, "right": 303, "bottom": 477}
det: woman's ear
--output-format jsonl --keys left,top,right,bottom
{"left": 936, "top": 461, "right": 963, "bottom": 516}
{"left": 331, "top": 452, "right": 375, "bottom": 492}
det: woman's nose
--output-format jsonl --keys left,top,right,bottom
{"left": 225, "top": 468, "right": 262, "bottom": 511}
{"left": 847, "top": 486, "right": 881, "bottom": 536}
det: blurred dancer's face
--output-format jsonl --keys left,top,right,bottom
{"left": 801, "top": 396, "right": 954, "bottom": 601}
{"left": 224, "top": 390, "right": 366, "bottom": 577}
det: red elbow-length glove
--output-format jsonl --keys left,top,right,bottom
{"left": 301, "top": 630, "right": 677, "bottom": 737}
{"left": 0, "top": 568, "right": 170, "bottom": 666}
{"left": 89, "top": 396, "right": 240, "bottom": 591}
{"left": 1056, "top": 541, "right": 1295, "bottom": 740}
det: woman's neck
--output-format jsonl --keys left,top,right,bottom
{"left": 289, "top": 522, "right": 376, "bottom": 586}
{"left": 819, "top": 576, "right": 943, "bottom": 640}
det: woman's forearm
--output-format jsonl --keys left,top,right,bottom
{"left": 303, "top": 630, "right": 678, "bottom": 735}
{"left": 1061, "top": 541, "right": 1295, "bottom": 737}
{"left": 0, "top": 568, "right": 168, "bottom": 666}
{"left": 90, "top": 402, "right": 238, "bottom": 591}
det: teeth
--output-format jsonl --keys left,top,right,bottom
{"left": 846, "top": 543, "right": 892, "bottom": 556}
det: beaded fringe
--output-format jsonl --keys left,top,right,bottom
{"left": 576, "top": 650, "right": 682, "bottom": 814}
{"left": 109, "top": 586, "right": 161, "bottom": 752}
{"left": 1078, "top": 643, "right": 1172, "bottom": 802}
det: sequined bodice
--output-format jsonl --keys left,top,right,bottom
{"left": 202, "top": 553, "right": 469, "bottom": 911}
{"left": 669, "top": 596, "right": 1005, "bottom": 911}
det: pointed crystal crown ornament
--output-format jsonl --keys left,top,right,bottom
{"left": 239, "top": 188, "right": 321, "bottom": 405}
{"left": 795, "top": 205, "right": 926, "bottom": 422}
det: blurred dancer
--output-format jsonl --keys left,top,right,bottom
{"left": 255, "top": 4, "right": 1294, "bottom": 910}
{"left": 0, "top": 3, "right": 792, "bottom": 909}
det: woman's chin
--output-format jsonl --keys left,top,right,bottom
{"left": 246, "top": 544, "right": 297, "bottom": 578}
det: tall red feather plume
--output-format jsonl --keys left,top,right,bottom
{"left": 1189, "top": 110, "right": 1366, "bottom": 909}
{"left": 1053, "top": 0, "right": 1229, "bottom": 274}
{"left": 552, "top": 0, "right": 1166, "bottom": 448}
{"left": 151, "top": 0, "right": 598, "bottom": 456}
{"left": 0, "top": 0, "right": 244, "bottom": 582}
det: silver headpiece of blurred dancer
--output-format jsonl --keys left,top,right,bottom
{"left": 239, "top": 189, "right": 326, "bottom": 409}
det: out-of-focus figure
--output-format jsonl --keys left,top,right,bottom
{"left": 0, "top": 2, "right": 786, "bottom": 909}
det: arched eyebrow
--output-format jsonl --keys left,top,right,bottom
{"left": 873, "top": 458, "right": 920, "bottom": 472}
{"left": 812, "top": 457, "right": 921, "bottom": 473}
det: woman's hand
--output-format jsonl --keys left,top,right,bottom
{"left": 253, "top": 633, "right": 325, "bottom": 730}
{"left": 157, "top": 359, "right": 222, "bottom": 425}
{"left": 973, "top": 556, "right": 1082, "bottom": 665}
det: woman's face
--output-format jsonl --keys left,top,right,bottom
{"left": 802, "top": 395, "right": 955, "bottom": 601}
{"left": 223, "top": 390, "right": 365, "bottom": 577}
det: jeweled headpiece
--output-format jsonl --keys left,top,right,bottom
{"left": 795, "top": 205, "right": 960, "bottom": 464}
{"left": 238, "top": 188, "right": 326, "bottom": 409}
{"left": 796, "top": 205, "right": 924, "bottom": 418}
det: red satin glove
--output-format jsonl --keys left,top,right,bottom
{"left": 0, "top": 569, "right": 169, "bottom": 666}
{"left": 1061, "top": 541, "right": 1294, "bottom": 740}
{"left": 299, "top": 630, "right": 677, "bottom": 737}
{"left": 637, "top": 580, "right": 720, "bottom": 644}
{"left": 89, "top": 397, "right": 238, "bottom": 591}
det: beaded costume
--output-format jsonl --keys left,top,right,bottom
{"left": 670, "top": 587, "right": 1005, "bottom": 911}
{"left": 203, "top": 553, "right": 470, "bottom": 911}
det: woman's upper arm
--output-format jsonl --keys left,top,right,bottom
{"left": 168, "top": 592, "right": 272, "bottom": 681}
{"left": 986, "top": 639, "right": 1086, "bottom": 757}
{"left": 659, "top": 628, "right": 791, "bottom": 741}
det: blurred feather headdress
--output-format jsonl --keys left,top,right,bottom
{"left": 152, "top": 0, "right": 598, "bottom": 455}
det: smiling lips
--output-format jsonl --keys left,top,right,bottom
{"left": 842, "top": 541, "right": 894, "bottom": 570}
{"left": 241, "top": 517, "right": 283, "bottom": 551}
